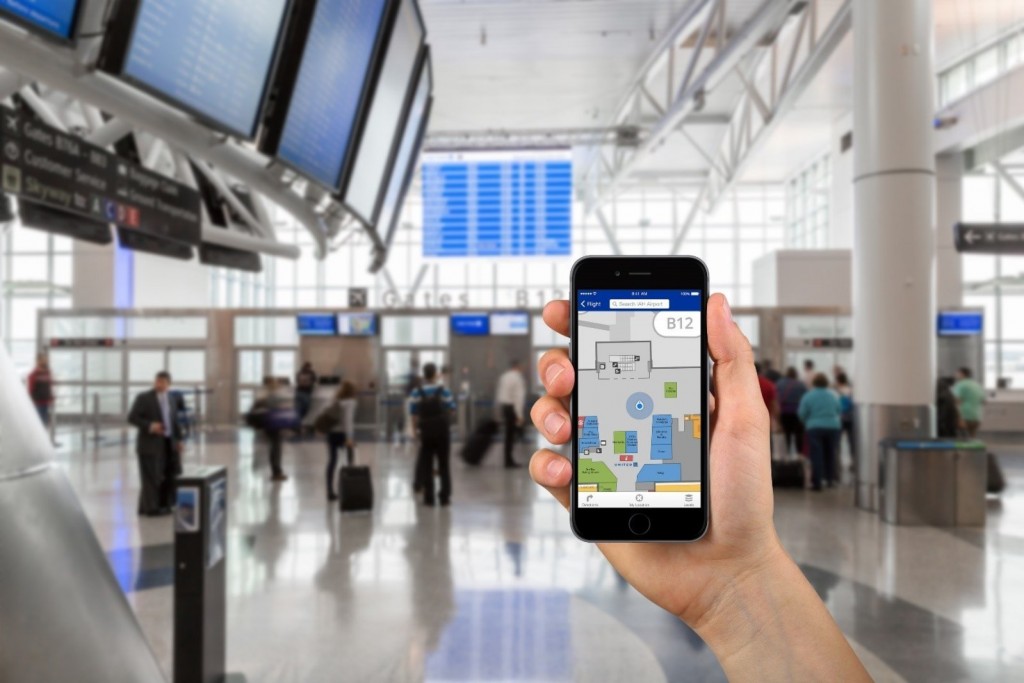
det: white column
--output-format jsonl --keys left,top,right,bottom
{"left": 72, "top": 241, "right": 119, "bottom": 309}
{"left": 829, "top": 111, "right": 855, "bottom": 249}
{"left": 936, "top": 153, "right": 964, "bottom": 309}
{"left": 853, "top": 0, "right": 937, "bottom": 510}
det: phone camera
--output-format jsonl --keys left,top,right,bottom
{"left": 615, "top": 270, "right": 621, "bottom": 277}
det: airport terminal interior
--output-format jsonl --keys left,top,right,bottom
{"left": 2, "top": 0, "right": 1024, "bottom": 681}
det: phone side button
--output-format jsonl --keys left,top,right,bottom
{"left": 628, "top": 513, "right": 651, "bottom": 536}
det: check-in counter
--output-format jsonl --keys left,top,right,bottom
{"left": 981, "top": 391, "right": 1024, "bottom": 434}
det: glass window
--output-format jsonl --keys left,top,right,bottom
{"left": 129, "top": 351, "right": 166, "bottom": 383}
{"left": 10, "top": 255, "right": 49, "bottom": 282}
{"left": 382, "top": 316, "right": 448, "bottom": 347}
{"left": 84, "top": 350, "right": 123, "bottom": 382}
{"left": 973, "top": 47, "right": 1000, "bottom": 86}
{"left": 11, "top": 227, "right": 50, "bottom": 253}
{"left": 129, "top": 317, "right": 208, "bottom": 339}
{"left": 168, "top": 350, "right": 207, "bottom": 384}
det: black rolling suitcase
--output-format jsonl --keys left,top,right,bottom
{"left": 461, "top": 419, "right": 500, "bottom": 465}
{"left": 771, "top": 434, "right": 806, "bottom": 488}
{"left": 339, "top": 465, "right": 374, "bottom": 512}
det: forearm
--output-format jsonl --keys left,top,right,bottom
{"left": 691, "top": 548, "right": 869, "bottom": 682}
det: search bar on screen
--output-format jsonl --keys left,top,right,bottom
{"left": 609, "top": 299, "right": 670, "bottom": 309}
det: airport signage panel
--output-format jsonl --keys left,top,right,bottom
{"left": 297, "top": 314, "right": 337, "bottom": 336}
{"left": 451, "top": 314, "right": 490, "bottom": 336}
{"left": 0, "top": 0, "right": 81, "bottom": 41}
{"left": 0, "top": 105, "right": 202, "bottom": 246}
{"left": 337, "top": 313, "right": 378, "bottom": 337}
{"left": 422, "top": 150, "right": 573, "bottom": 258}
{"left": 49, "top": 338, "right": 124, "bottom": 348}
{"left": 938, "top": 311, "right": 983, "bottom": 337}
{"left": 116, "top": 227, "right": 194, "bottom": 260}
{"left": 18, "top": 199, "right": 113, "bottom": 245}
{"left": 489, "top": 312, "right": 529, "bottom": 336}
{"left": 954, "top": 222, "right": 1024, "bottom": 254}
{"left": 199, "top": 243, "right": 262, "bottom": 273}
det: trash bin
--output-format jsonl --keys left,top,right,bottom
{"left": 879, "top": 440, "right": 988, "bottom": 526}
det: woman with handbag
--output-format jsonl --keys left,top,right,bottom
{"left": 320, "top": 381, "right": 359, "bottom": 501}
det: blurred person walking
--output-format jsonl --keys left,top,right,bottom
{"left": 761, "top": 359, "right": 782, "bottom": 383}
{"left": 802, "top": 359, "right": 817, "bottom": 388}
{"left": 295, "top": 362, "right": 317, "bottom": 437}
{"left": 259, "top": 377, "right": 294, "bottom": 482}
{"left": 27, "top": 353, "right": 55, "bottom": 428}
{"left": 834, "top": 372, "right": 856, "bottom": 470}
{"left": 952, "top": 367, "right": 986, "bottom": 438}
{"left": 319, "top": 381, "right": 359, "bottom": 502}
{"left": 936, "top": 378, "right": 960, "bottom": 439}
{"left": 776, "top": 368, "right": 807, "bottom": 457}
{"left": 798, "top": 374, "right": 842, "bottom": 491}
{"left": 755, "top": 363, "right": 778, "bottom": 455}
{"left": 410, "top": 363, "right": 456, "bottom": 506}
{"left": 128, "top": 371, "right": 183, "bottom": 516}
{"left": 495, "top": 360, "right": 527, "bottom": 468}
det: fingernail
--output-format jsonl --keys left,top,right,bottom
{"left": 544, "top": 412, "right": 566, "bottom": 436}
{"left": 546, "top": 458, "right": 569, "bottom": 480}
{"left": 546, "top": 364, "right": 565, "bottom": 386}
{"left": 722, "top": 295, "right": 732, "bottom": 321}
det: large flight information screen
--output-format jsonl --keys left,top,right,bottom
{"left": 0, "top": 0, "right": 78, "bottom": 38}
{"left": 421, "top": 150, "right": 572, "bottom": 258}
{"left": 343, "top": 0, "right": 423, "bottom": 224}
{"left": 277, "top": 0, "right": 390, "bottom": 191}
{"left": 377, "top": 57, "right": 431, "bottom": 242}
{"left": 576, "top": 290, "right": 703, "bottom": 509}
{"left": 122, "top": 0, "right": 290, "bottom": 138}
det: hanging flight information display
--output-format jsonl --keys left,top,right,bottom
{"left": 377, "top": 52, "right": 432, "bottom": 246}
{"left": 422, "top": 151, "right": 573, "bottom": 258}
{"left": 343, "top": 0, "right": 425, "bottom": 225}
{"left": 102, "top": 0, "right": 291, "bottom": 139}
{"left": 0, "top": 0, "right": 81, "bottom": 40}
{"left": 271, "top": 0, "right": 392, "bottom": 192}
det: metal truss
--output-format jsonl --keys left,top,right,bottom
{"left": 579, "top": 0, "right": 805, "bottom": 216}
{"left": 702, "top": 0, "right": 852, "bottom": 212}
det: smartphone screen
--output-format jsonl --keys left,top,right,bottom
{"left": 575, "top": 288, "right": 704, "bottom": 510}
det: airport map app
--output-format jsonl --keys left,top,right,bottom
{"left": 576, "top": 290, "right": 703, "bottom": 509}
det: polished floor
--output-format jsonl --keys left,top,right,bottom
{"left": 54, "top": 427, "right": 1024, "bottom": 682}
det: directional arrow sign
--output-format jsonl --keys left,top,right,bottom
{"left": 954, "top": 223, "right": 1024, "bottom": 254}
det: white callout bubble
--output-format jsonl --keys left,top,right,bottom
{"left": 654, "top": 311, "right": 701, "bottom": 338}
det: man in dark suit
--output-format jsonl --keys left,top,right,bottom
{"left": 128, "top": 371, "right": 183, "bottom": 516}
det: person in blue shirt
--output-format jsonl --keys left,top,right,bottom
{"left": 409, "top": 363, "right": 456, "bottom": 506}
{"left": 798, "top": 373, "right": 842, "bottom": 491}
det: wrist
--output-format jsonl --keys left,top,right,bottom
{"left": 684, "top": 537, "right": 793, "bottom": 649}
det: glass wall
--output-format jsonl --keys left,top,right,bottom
{"left": 785, "top": 155, "right": 831, "bottom": 250}
{"left": 251, "top": 183, "right": 784, "bottom": 311}
{"left": 961, "top": 170, "right": 1024, "bottom": 389}
{"left": 0, "top": 221, "right": 73, "bottom": 376}
{"left": 938, "top": 23, "right": 1024, "bottom": 106}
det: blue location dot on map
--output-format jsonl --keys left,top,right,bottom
{"left": 626, "top": 392, "right": 654, "bottom": 420}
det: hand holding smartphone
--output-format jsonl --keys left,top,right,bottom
{"left": 570, "top": 256, "right": 710, "bottom": 542}
{"left": 529, "top": 277, "right": 872, "bottom": 681}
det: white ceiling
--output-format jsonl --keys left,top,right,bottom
{"left": 423, "top": 0, "right": 1024, "bottom": 185}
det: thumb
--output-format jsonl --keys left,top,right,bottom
{"left": 707, "top": 294, "right": 765, "bottom": 429}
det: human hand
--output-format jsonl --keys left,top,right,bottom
{"left": 149, "top": 422, "right": 165, "bottom": 436}
{"left": 529, "top": 294, "right": 783, "bottom": 627}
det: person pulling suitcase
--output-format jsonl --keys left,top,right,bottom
{"left": 410, "top": 363, "right": 456, "bottom": 506}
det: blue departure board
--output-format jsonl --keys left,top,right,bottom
{"left": 277, "top": 0, "right": 390, "bottom": 191}
{"left": 122, "top": 0, "right": 290, "bottom": 138}
{"left": 0, "top": 0, "right": 79, "bottom": 39}
{"left": 422, "top": 152, "right": 573, "bottom": 258}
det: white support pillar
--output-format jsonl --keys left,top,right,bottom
{"left": 936, "top": 153, "right": 964, "bottom": 309}
{"left": 853, "top": 0, "right": 937, "bottom": 510}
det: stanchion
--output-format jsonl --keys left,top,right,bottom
{"left": 92, "top": 392, "right": 103, "bottom": 442}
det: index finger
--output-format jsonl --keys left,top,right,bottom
{"left": 543, "top": 300, "right": 570, "bottom": 338}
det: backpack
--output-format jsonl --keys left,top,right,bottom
{"left": 417, "top": 388, "right": 449, "bottom": 439}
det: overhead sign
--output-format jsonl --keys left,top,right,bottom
{"left": 49, "top": 338, "right": 124, "bottom": 348}
{"left": 116, "top": 227, "right": 194, "bottom": 261}
{"left": 0, "top": 105, "right": 201, "bottom": 246}
{"left": 954, "top": 223, "right": 1024, "bottom": 254}
{"left": 199, "top": 243, "right": 262, "bottom": 273}
{"left": 801, "top": 338, "right": 853, "bottom": 349}
{"left": 348, "top": 288, "right": 369, "bottom": 309}
{"left": 451, "top": 314, "right": 490, "bottom": 336}
{"left": 938, "top": 311, "right": 983, "bottom": 337}
{"left": 19, "top": 199, "right": 112, "bottom": 245}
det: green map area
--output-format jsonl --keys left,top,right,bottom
{"left": 578, "top": 459, "right": 618, "bottom": 492}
